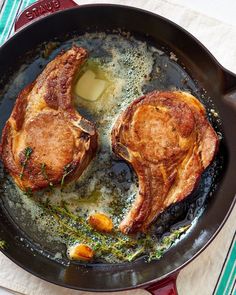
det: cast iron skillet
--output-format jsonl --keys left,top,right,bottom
{"left": 0, "top": 1, "right": 236, "bottom": 294}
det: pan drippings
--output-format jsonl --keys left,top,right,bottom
{"left": 0, "top": 32, "right": 223, "bottom": 263}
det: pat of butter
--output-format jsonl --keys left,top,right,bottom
{"left": 75, "top": 70, "right": 107, "bottom": 101}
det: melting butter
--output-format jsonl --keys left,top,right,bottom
{"left": 75, "top": 70, "right": 108, "bottom": 101}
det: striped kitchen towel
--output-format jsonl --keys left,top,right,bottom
{"left": 213, "top": 233, "right": 235, "bottom": 295}
{"left": 0, "top": 0, "right": 35, "bottom": 45}
{"left": 0, "top": 0, "right": 235, "bottom": 294}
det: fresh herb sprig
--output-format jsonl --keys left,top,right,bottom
{"left": 41, "top": 163, "right": 53, "bottom": 188}
{"left": 41, "top": 163, "right": 48, "bottom": 179}
{"left": 40, "top": 200, "right": 190, "bottom": 262}
{"left": 0, "top": 240, "right": 6, "bottom": 250}
{"left": 148, "top": 225, "right": 191, "bottom": 261}
{"left": 61, "top": 163, "right": 75, "bottom": 187}
{"left": 19, "top": 147, "right": 33, "bottom": 179}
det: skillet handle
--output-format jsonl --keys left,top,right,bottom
{"left": 145, "top": 273, "right": 179, "bottom": 295}
{"left": 14, "top": 0, "right": 78, "bottom": 32}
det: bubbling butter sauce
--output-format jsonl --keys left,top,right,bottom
{"left": 0, "top": 32, "right": 223, "bottom": 263}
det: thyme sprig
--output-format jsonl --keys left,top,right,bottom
{"left": 0, "top": 240, "right": 6, "bottom": 250}
{"left": 148, "top": 225, "right": 191, "bottom": 261}
{"left": 41, "top": 163, "right": 48, "bottom": 179}
{"left": 41, "top": 163, "right": 53, "bottom": 188}
{"left": 40, "top": 200, "right": 190, "bottom": 262}
{"left": 61, "top": 162, "right": 75, "bottom": 187}
{"left": 19, "top": 147, "right": 33, "bottom": 179}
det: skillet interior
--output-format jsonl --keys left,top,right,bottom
{"left": 0, "top": 5, "right": 235, "bottom": 291}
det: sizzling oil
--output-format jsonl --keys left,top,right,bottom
{"left": 0, "top": 32, "right": 224, "bottom": 263}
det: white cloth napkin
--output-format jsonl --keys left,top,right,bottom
{"left": 0, "top": 0, "right": 236, "bottom": 294}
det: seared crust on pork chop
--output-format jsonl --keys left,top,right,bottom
{"left": 111, "top": 91, "right": 218, "bottom": 234}
{"left": 1, "top": 46, "right": 97, "bottom": 191}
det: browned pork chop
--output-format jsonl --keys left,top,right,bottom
{"left": 0, "top": 46, "right": 97, "bottom": 191}
{"left": 112, "top": 91, "right": 218, "bottom": 234}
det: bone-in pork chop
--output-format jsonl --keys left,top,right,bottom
{"left": 112, "top": 91, "right": 218, "bottom": 234}
{"left": 1, "top": 46, "right": 97, "bottom": 191}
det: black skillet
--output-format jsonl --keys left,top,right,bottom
{"left": 0, "top": 1, "right": 235, "bottom": 294}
